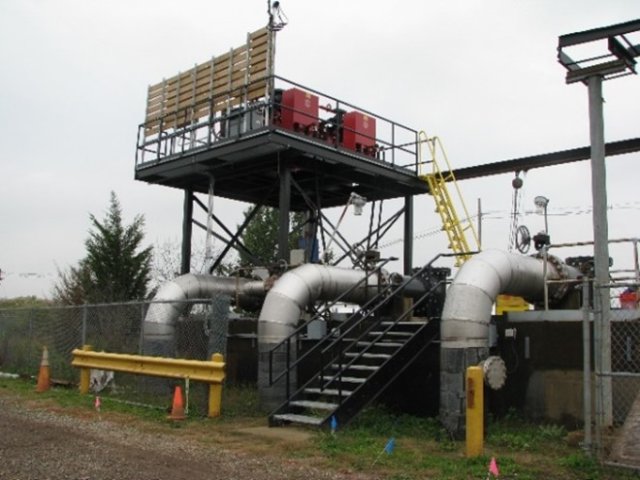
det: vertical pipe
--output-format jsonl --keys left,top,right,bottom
{"left": 477, "top": 198, "right": 482, "bottom": 249}
{"left": 278, "top": 163, "right": 291, "bottom": 262}
{"left": 582, "top": 278, "right": 592, "bottom": 453}
{"left": 205, "top": 176, "right": 215, "bottom": 266}
{"left": 543, "top": 247, "right": 549, "bottom": 310}
{"left": 588, "top": 74, "right": 613, "bottom": 427}
{"left": 403, "top": 195, "right": 414, "bottom": 275}
{"left": 181, "top": 189, "right": 194, "bottom": 275}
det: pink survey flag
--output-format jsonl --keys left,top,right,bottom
{"left": 95, "top": 396, "right": 101, "bottom": 412}
{"left": 489, "top": 457, "right": 500, "bottom": 477}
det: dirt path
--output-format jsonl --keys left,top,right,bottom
{"left": 0, "top": 394, "right": 374, "bottom": 480}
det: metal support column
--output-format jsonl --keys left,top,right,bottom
{"left": 181, "top": 189, "right": 194, "bottom": 275}
{"left": 403, "top": 195, "right": 413, "bottom": 275}
{"left": 278, "top": 164, "right": 291, "bottom": 262}
{"left": 588, "top": 74, "right": 612, "bottom": 427}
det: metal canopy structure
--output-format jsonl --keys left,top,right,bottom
{"left": 558, "top": 18, "right": 640, "bottom": 84}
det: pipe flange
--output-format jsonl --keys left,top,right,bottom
{"left": 481, "top": 356, "right": 507, "bottom": 390}
{"left": 545, "top": 253, "right": 572, "bottom": 301}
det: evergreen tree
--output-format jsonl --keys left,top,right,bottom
{"left": 238, "top": 206, "right": 306, "bottom": 266}
{"left": 53, "top": 192, "right": 152, "bottom": 304}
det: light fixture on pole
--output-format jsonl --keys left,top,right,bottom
{"left": 534, "top": 195, "right": 549, "bottom": 233}
{"left": 532, "top": 195, "right": 551, "bottom": 252}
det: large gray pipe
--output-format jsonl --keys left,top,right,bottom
{"left": 259, "top": 264, "right": 379, "bottom": 343}
{"left": 258, "top": 263, "right": 428, "bottom": 342}
{"left": 440, "top": 249, "right": 578, "bottom": 435}
{"left": 143, "top": 273, "right": 265, "bottom": 355}
{"left": 257, "top": 263, "right": 426, "bottom": 409}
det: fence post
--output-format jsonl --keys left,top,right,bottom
{"left": 28, "top": 309, "right": 34, "bottom": 373}
{"left": 81, "top": 303, "right": 88, "bottom": 346}
{"left": 582, "top": 278, "right": 592, "bottom": 454}
{"left": 138, "top": 301, "right": 146, "bottom": 355}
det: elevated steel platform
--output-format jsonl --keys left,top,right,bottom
{"left": 135, "top": 77, "right": 428, "bottom": 211}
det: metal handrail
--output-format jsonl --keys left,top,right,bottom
{"left": 284, "top": 252, "right": 459, "bottom": 405}
{"left": 316, "top": 254, "right": 452, "bottom": 397}
{"left": 319, "top": 280, "right": 447, "bottom": 391}
{"left": 136, "top": 75, "right": 420, "bottom": 173}
{"left": 267, "top": 258, "right": 393, "bottom": 386}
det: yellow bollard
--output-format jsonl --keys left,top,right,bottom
{"left": 466, "top": 365, "right": 484, "bottom": 457}
{"left": 78, "top": 345, "right": 93, "bottom": 394}
{"left": 208, "top": 353, "right": 224, "bottom": 417}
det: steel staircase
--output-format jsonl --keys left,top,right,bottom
{"left": 267, "top": 260, "right": 446, "bottom": 429}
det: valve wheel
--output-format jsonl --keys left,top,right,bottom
{"left": 515, "top": 225, "right": 531, "bottom": 254}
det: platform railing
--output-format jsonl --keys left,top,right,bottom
{"left": 135, "top": 76, "right": 420, "bottom": 174}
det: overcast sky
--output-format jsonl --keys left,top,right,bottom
{"left": 1, "top": 0, "right": 639, "bottom": 299}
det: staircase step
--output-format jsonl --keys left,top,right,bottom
{"left": 331, "top": 363, "right": 379, "bottom": 372}
{"left": 344, "top": 352, "right": 391, "bottom": 360}
{"left": 368, "top": 331, "right": 414, "bottom": 338}
{"left": 380, "top": 321, "right": 427, "bottom": 326}
{"left": 289, "top": 400, "right": 338, "bottom": 410}
{"left": 328, "top": 376, "right": 367, "bottom": 384}
{"left": 356, "top": 341, "right": 404, "bottom": 348}
{"left": 272, "top": 413, "right": 324, "bottom": 426}
{"left": 304, "top": 387, "right": 353, "bottom": 397}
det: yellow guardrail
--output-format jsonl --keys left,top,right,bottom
{"left": 71, "top": 345, "right": 225, "bottom": 417}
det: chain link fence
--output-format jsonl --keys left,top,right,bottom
{"left": 589, "top": 280, "right": 640, "bottom": 461}
{"left": 0, "top": 298, "right": 252, "bottom": 415}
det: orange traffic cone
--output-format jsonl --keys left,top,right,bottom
{"left": 168, "top": 385, "right": 186, "bottom": 420}
{"left": 35, "top": 347, "right": 51, "bottom": 393}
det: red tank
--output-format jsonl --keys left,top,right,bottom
{"left": 342, "top": 111, "right": 376, "bottom": 156}
{"left": 279, "top": 88, "right": 319, "bottom": 132}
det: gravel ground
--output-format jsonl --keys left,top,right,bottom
{"left": 0, "top": 394, "right": 375, "bottom": 480}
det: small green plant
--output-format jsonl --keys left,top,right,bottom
{"left": 538, "top": 423, "right": 567, "bottom": 440}
{"left": 560, "top": 452, "right": 600, "bottom": 479}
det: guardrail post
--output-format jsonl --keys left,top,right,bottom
{"left": 79, "top": 344, "right": 94, "bottom": 394}
{"left": 466, "top": 365, "right": 484, "bottom": 457}
{"left": 208, "top": 353, "right": 224, "bottom": 417}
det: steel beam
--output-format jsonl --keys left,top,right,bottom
{"left": 181, "top": 189, "right": 193, "bottom": 275}
{"left": 447, "top": 137, "right": 640, "bottom": 182}
{"left": 278, "top": 162, "right": 291, "bottom": 262}
{"left": 558, "top": 19, "right": 640, "bottom": 48}
{"left": 404, "top": 195, "right": 414, "bottom": 275}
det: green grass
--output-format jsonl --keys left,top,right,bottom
{"left": 1, "top": 378, "right": 639, "bottom": 479}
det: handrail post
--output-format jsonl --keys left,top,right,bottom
{"left": 269, "top": 348, "right": 273, "bottom": 385}
{"left": 285, "top": 338, "right": 291, "bottom": 399}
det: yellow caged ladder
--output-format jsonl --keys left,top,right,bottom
{"left": 418, "top": 131, "right": 480, "bottom": 266}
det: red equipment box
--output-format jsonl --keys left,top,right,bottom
{"left": 280, "top": 88, "right": 319, "bottom": 132}
{"left": 343, "top": 111, "right": 376, "bottom": 155}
